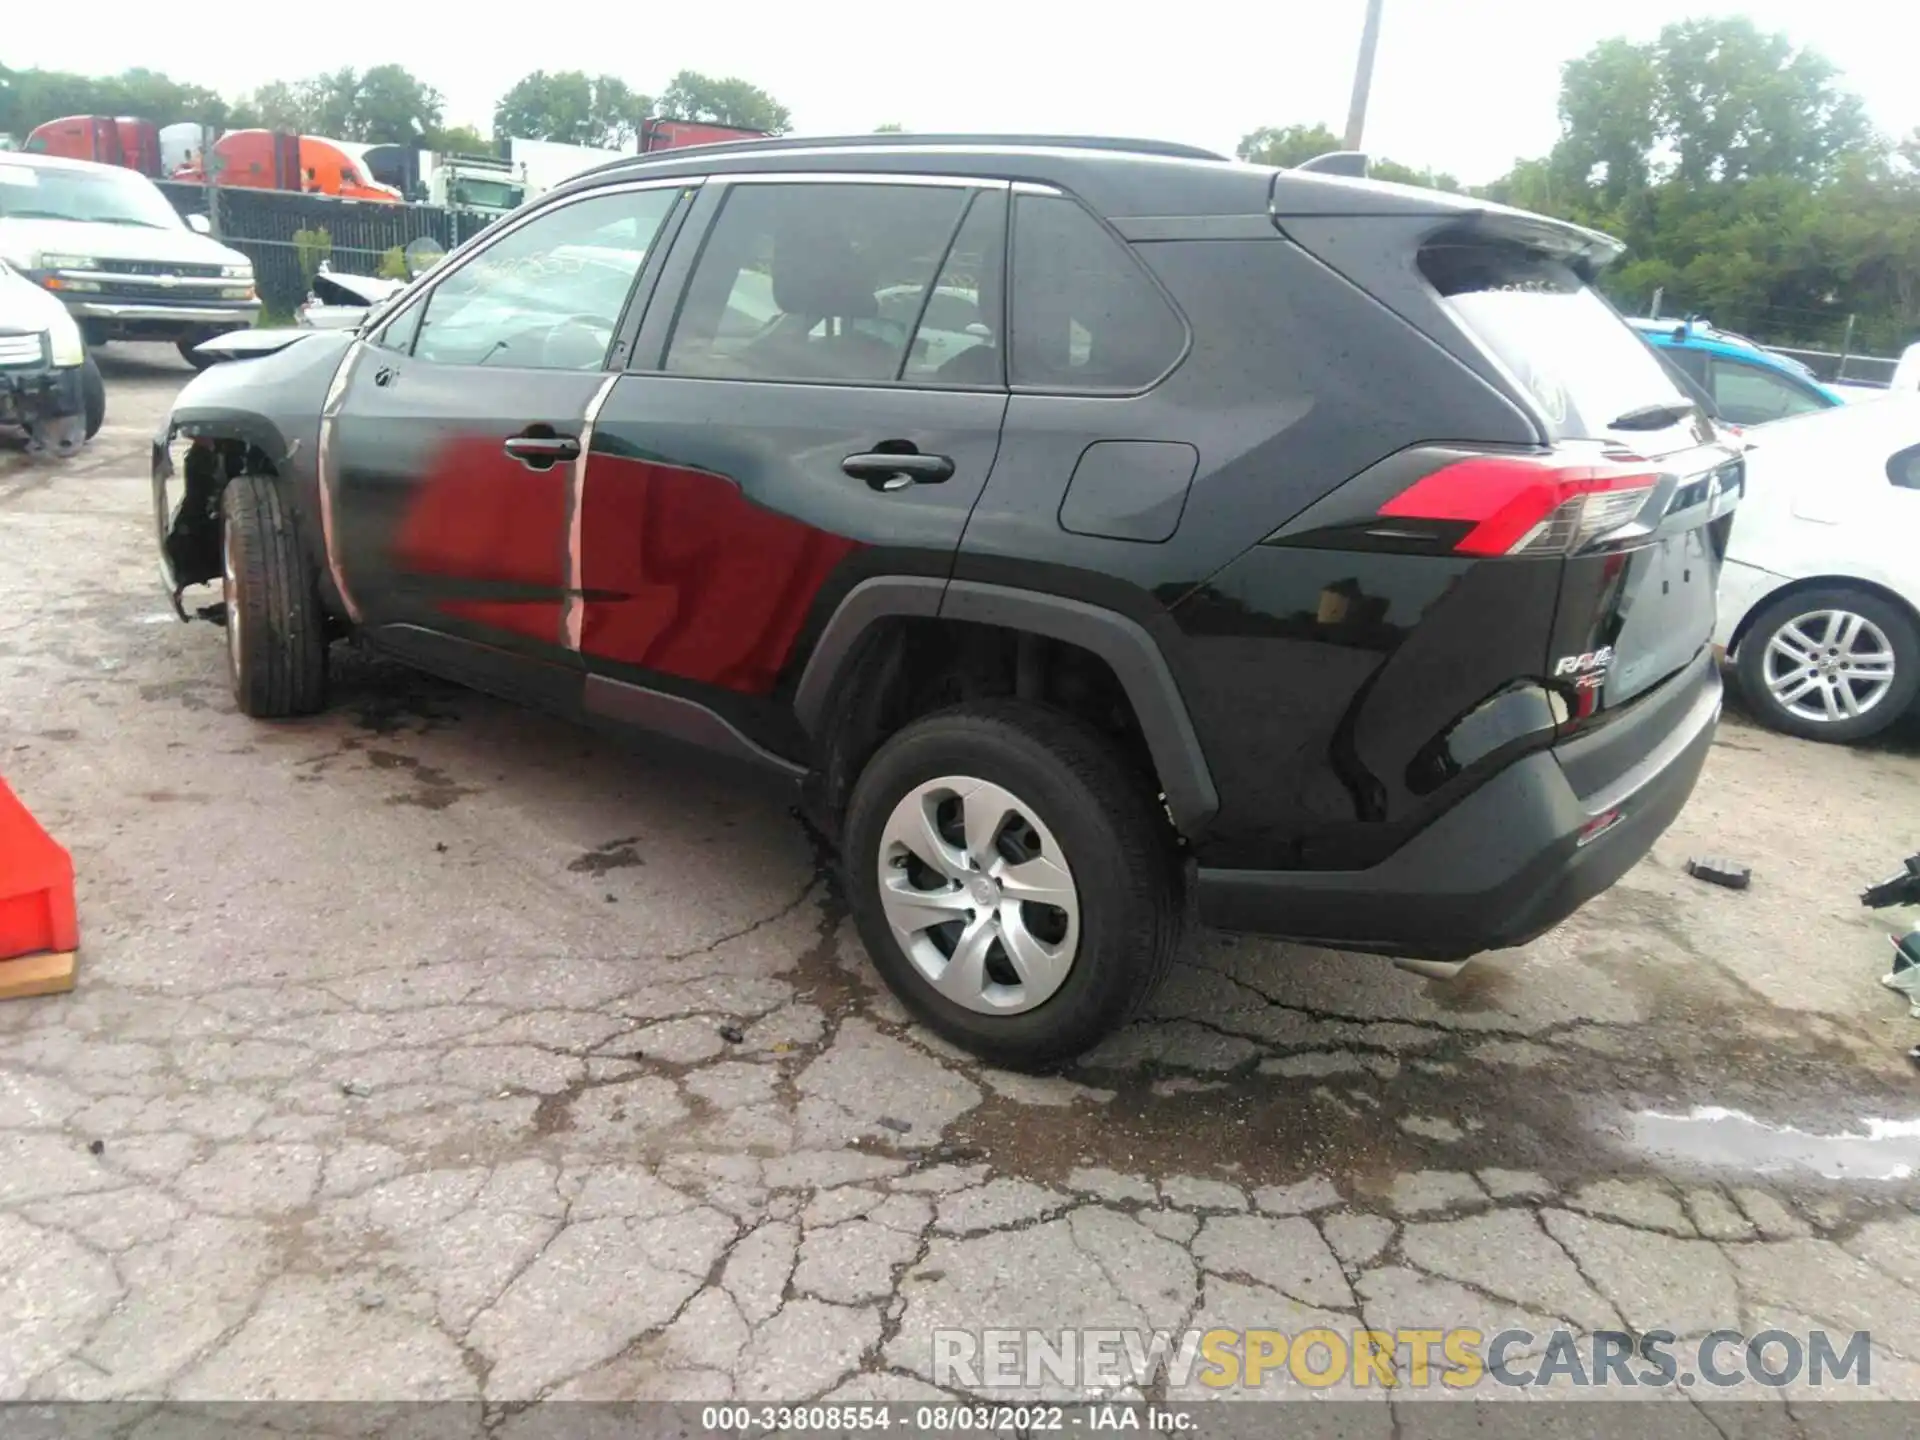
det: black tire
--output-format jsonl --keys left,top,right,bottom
{"left": 81, "top": 352, "right": 105, "bottom": 440}
{"left": 842, "top": 699, "right": 1184, "bottom": 1071}
{"left": 1734, "top": 586, "right": 1919, "bottom": 743}
{"left": 222, "top": 471, "right": 328, "bottom": 718}
{"left": 177, "top": 336, "right": 218, "bottom": 371}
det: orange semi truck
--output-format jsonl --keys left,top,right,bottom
{"left": 171, "top": 131, "right": 402, "bottom": 201}
{"left": 24, "top": 115, "right": 163, "bottom": 174}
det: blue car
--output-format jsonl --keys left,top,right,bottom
{"left": 1628, "top": 318, "right": 1843, "bottom": 428}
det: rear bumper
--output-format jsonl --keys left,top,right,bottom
{"left": 1195, "top": 651, "right": 1722, "bottom": 960}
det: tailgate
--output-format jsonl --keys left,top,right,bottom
{"left": 1547, "top": 446, "right": 1743, "bottom": 721}
{"left": 1420, "top": 229, "right": 1743, "bottom": 722}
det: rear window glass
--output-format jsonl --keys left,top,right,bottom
{"left": 1422, "top": 242, "right": 1688, "bottom": 439}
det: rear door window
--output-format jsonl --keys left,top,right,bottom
{"left": 663, "top": 181, "right": 974, "bottom": 384}
{"left": 1706, "top": 355, "right": 1829, "bottom": 427}
{"left": 1008, "top": 194, "right": 1185, "bottom": 392}
{"left": 901, "top": 189, "right": 1006, "bottom": 386}
{"left": 1423, "top": 241, "right": 1692, "bottom": 445}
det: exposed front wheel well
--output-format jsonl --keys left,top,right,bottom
{"left": 167, "top": 437, "right": 345, "bottom": 636}
{"left": 168, "top": 436, "right": 282, "bottom": 592}
{"left": 807, "top": 617, "right": 1176, "bottom": 848}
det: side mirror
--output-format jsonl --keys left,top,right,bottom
{"left": 186, "top": 213, "right": 212, "bottom": 236}
{"left": 403, "top": 236, "right": 447, "bottom": 279}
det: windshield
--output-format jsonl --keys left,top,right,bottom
{"left": 0, "top": 160, "right": 184, "bottom": 230}
{"left": 451, "top": 178, "right": 523, "bottom": 211}
{"left": 1423, "top": 240, "right": 1690, "bottom": 441}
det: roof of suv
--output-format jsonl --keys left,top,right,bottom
{"left": 552, "top": 132, "right": 1563, "bottom": 237}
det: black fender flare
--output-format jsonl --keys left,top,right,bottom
{"left": 794, "top": 576, "right": 1220, "bottom": 837}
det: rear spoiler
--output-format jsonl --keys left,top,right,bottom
{"left": 1269, "top": 163, "right": 1626, "bottom": 281}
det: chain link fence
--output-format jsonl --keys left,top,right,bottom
{"left": 154, "top": 182, "right": 494, "bottom": 317}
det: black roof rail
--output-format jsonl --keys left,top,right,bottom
{"left": 1294, "top": 150, "right": 1369, "bottom": 177}
{"left": 586, "top": 132, "right": 1231, "bottom": 173}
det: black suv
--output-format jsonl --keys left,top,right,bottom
{"left": 153, "top": 134, "right": 1737, "bottom": 1069}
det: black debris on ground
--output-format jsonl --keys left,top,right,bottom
{"left": 1686, "top": 857, "right": 1752, "bottom": 890}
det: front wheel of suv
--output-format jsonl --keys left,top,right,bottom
{"left": 842, "top": 700, "right": 1184, "bottom": 1072}
{"left": 1735, "top": 586, "right": 1919, "bottom": 743}
{"left": 222, "top": 471, "right": 329, "bottom": 718}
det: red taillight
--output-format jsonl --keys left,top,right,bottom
{"left": 1379, "top": 454, "right": 1660, "bottom": 557}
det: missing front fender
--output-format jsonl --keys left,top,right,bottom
{"left": 163, "top": 438, "right": 228, "bottom": 599}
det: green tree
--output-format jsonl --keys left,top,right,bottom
{"left": 425, "top": 124, "right": 490, "bottom": 155}
{"left": 1655, "top": 18, "right": 1868, "bottom": 185}
{"left": 351, "top": 64, "right": 445, "bottom": 143}
{"left": 246, "top": 80, "right": 307, "bottom": 133}
{"left": 1552, "top": 37, "right": 1660, "bottom": 202}
{"left": 241, "top": 66, "right": 442, "bottom": 142}
{"left": 657, "top": 70, "right": 790, "bottom": 134}
{"left": 1488, "top": 19, "right": 1908, "bottom": 355}
{"left": 0, "top": 64, "right": 234, "bottom": 136}
{"left": 1235, "top": 123, "right": 1343, "bottom": 168}
{"left": 493, "top": 70, "right": 650, "bottom": 148}
{"left": 1236, "top": 123, "right": 1458, "bottom": 190}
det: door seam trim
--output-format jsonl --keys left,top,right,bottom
{"left": 563, "top": 373, "right": 622, "bottom": 653}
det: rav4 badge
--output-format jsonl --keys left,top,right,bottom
{"left": 1554, "top": 646, "right": 1615, "bottom": 690}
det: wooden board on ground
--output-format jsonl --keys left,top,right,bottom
{"left": 0, "top": 950, "right": 76, "bottom": 1000}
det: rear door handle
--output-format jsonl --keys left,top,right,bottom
{"left": 503, "top": 433, "right": 581, "bottom": 469}
{"left": 842, "top": 451, "right": 955, "bottom": 492}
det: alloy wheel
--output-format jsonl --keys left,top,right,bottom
{"left": 1762, "top": 608, "right": 1897, "bottom": 724}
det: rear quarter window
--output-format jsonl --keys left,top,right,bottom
{"left": 1008, "top": 194, "right": 1185, "bottom": 393}
{"left": 1421, "top": 240, "right": 1689, "bottom": 441}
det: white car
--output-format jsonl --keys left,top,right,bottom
{"left": 0, "top": 255, "right": 102, "bottom": 452}
{"left": 1716, "top": 397, "right": 1920, "bottom": 742}
{"left": 0, "top": 151, "right": 259, "bottom": 369}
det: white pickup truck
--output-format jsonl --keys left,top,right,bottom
{"left": 0, "top": 151, "right": 259, "bottom": 369}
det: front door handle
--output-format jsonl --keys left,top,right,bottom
{"left": 503, "top": 431, "right": 581, "bottom": 470}
{"left": 842, "top": 450, "right": 956, "bottom": 492}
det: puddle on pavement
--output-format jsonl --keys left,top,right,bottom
{"left": 1625, "top": 1105, "right": 1920, "bottom": 1182}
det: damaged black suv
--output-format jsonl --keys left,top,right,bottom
{"left": 153, "top": 134, "right": 1738, "bottom": 1069}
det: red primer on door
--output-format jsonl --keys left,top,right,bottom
{"left": 578, "top": 453, "right": 859, "bottom": 694}
{"left": 392, "top": 433, "right": 569, "bottom": 643}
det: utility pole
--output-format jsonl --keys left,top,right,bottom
{"left": 1343, "top": 0, "right": 1386, "bottom": 152}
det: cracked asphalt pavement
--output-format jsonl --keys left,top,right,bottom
{"left": 2, "top": 349, "right": 1919, "bottom": 1412}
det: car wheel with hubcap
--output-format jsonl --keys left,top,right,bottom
{"left": 1735, "top": 586, "right": 1918, "bottom": 743}
{"left": 221, "top": 470, "right": 329, "bottom": 718}
{"left": 843, "top": 699, "right": 1183, "bottom": 1071}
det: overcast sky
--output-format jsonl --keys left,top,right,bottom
{"left": 13, "top": 1, "right": 1914, "bottom": 184}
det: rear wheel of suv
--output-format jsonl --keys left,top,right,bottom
{"left": 1735, "top": 586, "right": 1918, "bottom": 743}
{"left": 842, "top": 699, "right": 1183, "bottom": 1071}
{"left": 222, "top": 471, "right": 329, "bottom": 718}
